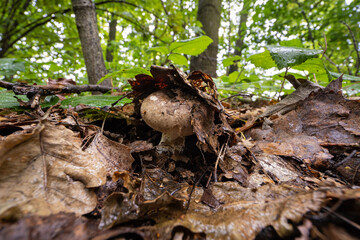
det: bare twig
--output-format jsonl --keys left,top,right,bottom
{"left": 334, "top": 150, "right": 357, "bottom": 168}
{"left": 214, "top": 143, "right": 227, "bottom": 182}
{"left": 321, "top": 32, "right": 327, "bottom": 58}
{"left": 340, "top": 21, "right": 360, "bottom": 75}
{"left": 300, "top": 10, "right": 315, "bottom": 49}
{"left": 277, "top": 67, "right": 289, "bottom": 101}
{"left": 220, "top": 92, "right": 252, "bottom": 102}
{"left": 0, "top": 80, "right": 120, "bottom": 96}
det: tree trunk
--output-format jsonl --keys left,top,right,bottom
{"left": 190, "top": 0, "right": 222, "bottom": 77}
{"left": 229, "top": 2, "right": 249, "bottom": 74}
{"left": 71, "top": 0, "right": 111, "bottom": 86}
{"left": 106, "top": 14, "right": 117, "bottom": 62}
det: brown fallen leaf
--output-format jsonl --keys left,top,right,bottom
{"left": 0, "top": 121, "right": 106, "bottom": 220}
{"left": 85, "top": 132, "right": 134, "bottom": 176}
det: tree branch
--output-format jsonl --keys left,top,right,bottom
{"left": 96, "top": 8, "right": 169, "bottom": 44}
{"left": 95, "top": 0, "right": 160, "bottom": 19}
{"left": 340, "top": 21, "right": 360, "bottom": 76}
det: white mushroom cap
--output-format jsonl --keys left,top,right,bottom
{"left": 140, "top": 89, "right": 195, "bottom": 144}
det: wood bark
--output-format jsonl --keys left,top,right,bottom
{"left": 190, "top": 0, "right": 222, "bottom": 77}
{"left": 71, "top": 0, "right": 111, "bottom": 86}
{"left": 106, "top": 14, "right": 117, "bottom": 62}
{"left": 229, "top": 4, "right": 249, "bottom": 74}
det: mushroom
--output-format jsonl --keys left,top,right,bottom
{"left": 140, "top": 88, "right": 207, "bottom": 154}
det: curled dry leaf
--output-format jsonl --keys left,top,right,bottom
{"left": 0, "top": 121, "right": 106, "bottom": 220}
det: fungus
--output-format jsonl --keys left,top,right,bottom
{"left": 140, "top": 88, "right": 208, "bottom": 154}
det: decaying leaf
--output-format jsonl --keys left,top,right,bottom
{"left": 0, "top": 121, "right": 106, "bottom": 220}
{"left": 85, "top": 132, "right": 134, "bottom": 176}
{"left": 100, "top": 169, "right": 189, "bottom": 229}
{"left": 248, "top": 76, "right": 360, "bottom": 181}
{"left": 260, "top": 80, "right": 323, "bottom": 118}
{"left": 155, "top": 183, "right": 329, "bottom": 240}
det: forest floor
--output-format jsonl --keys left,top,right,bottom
{"left": 0, "top": 66, "right": 359, "bottom": 240}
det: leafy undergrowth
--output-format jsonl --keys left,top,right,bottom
{"left": 0, "top": 66, "right": 359, "bottom": 240}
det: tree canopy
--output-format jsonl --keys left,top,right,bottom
{"left": 1, "top": 0, "right": 359, "bottom": 97}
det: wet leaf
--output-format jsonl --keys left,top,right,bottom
{"left": 0, "top": 121, "right": 106, "bottom": 220}
{"left": 267, "top": 45, "right": 323, "bottom": 69}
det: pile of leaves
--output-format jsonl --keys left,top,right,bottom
{"left": 0, "top": 66, "right": 359, "bottom": 240}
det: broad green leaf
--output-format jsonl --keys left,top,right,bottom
{"left": 280, "top": 39, "right": 304, "bottom": 48}
{"left": 222, "top": 56, "right": 242, "bottom": 67}
{"left": 247, "top": 50, "right": 277, "bottom": 69}
{"left": 330, "top": 72, "right": 360, "bottom": 81}
{"left": 61, "top": 95, "right": 132, "bottom": 108}
{"left": 168, "top": 53, "right": 188, "bottom": 67}
{"left": 293, "top": 58, "right": 331, "bottom": 81}
{"left": 267, "top": 45, "right": 323, "bottom": 69}
{"left": 148, "top": 46, "right": 169, "bottom": 55}
{"left": 98, "top": 68, "right": 151, "bottom": 84}
{"left": 0, "top": 91, "right": 27, "bottom": 108}
{"left": 170, "top": 36, "right": 213, "bottom": 56}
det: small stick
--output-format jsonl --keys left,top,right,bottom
{"left": 334, "top": 150, "right": 357, "bottom": 168}
{"left": 214, "top": 143, "right": 227, "bottom": 182}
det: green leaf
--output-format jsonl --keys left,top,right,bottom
{"left": 293, "top": 58, "right": 331, "bottom": 81}
{"left": 168, "top": 53, "right": 188, "bottom": 67}
{"left": 222, "top": 56, "right": 242, "bottom": 67}
{"left": 148, "top": 46, "right": 169, "bottom": 55}
{"left": 0, "top": 91, "right": 27, "bottom": 108}
{"left": 329, "top": 72, "right": 360, "bottom": 81}
{"left": 170, "top": 36, "right": 213, "bottom": 56}
{"left": 247, "top": 50, "right": 277, "bottom": 69}
{"left": 0, "top": 91, "right": 60, "bottom": 109}
{"left": 97, "top": 68, "right": 151, "bottom": 84}
{"left": 267, "top": 45, "right": 323, "bottom": 69}
{"left": 280, "top": 39, "right": 304, "bottom": 48}
{"left": 61, "top": 95, "right": 132, "bottom": 108}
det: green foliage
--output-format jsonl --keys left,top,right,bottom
{"left": 98, "top": 68, "right": 151, "bottom": 84}
{"left": 247, "top": 50, "right": 276, "bottom": 69}
{"left": 0, "top": 91, "right": 28, "bottom": 108}
{"left": 1, "top": 0, "right": 359, "bottom": 102}
{"left": 149, "top": 36, "right": 213, "bottom": 67}
{"left": 61, "top": 95, "right": 132, "bottom": 108}
{"left": 222, "top": 56, "right": 242, "bottom": 68}
{"left": 330, "top": 72, "right": 360, "bottom": 82}
{"left": 267, "top": 46, "right": 323, "bottom": 69}
{"left": 0, "top": 58, "right": 25, "bottom": 79}
{"left": 170, "top": 36, "right": 213, "bottom": 56}
{"left": 168, "top": 54, "right": 189, "bottom": 67}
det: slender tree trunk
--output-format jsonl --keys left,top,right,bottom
{"left": 190, "top": 0, "right": 222, "bottom": 77}
{"left": 71, "top": 0, "right": 111, "bottom": 86}
{"left": 229, "top": 2, "right": 249, "bottom": 74}
{"left": 106, "top": 14, "right": 117, "bottom": 62}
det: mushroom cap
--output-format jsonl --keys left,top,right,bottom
{"left": 140, "top": 89, "right": 198, "bottom": 140}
